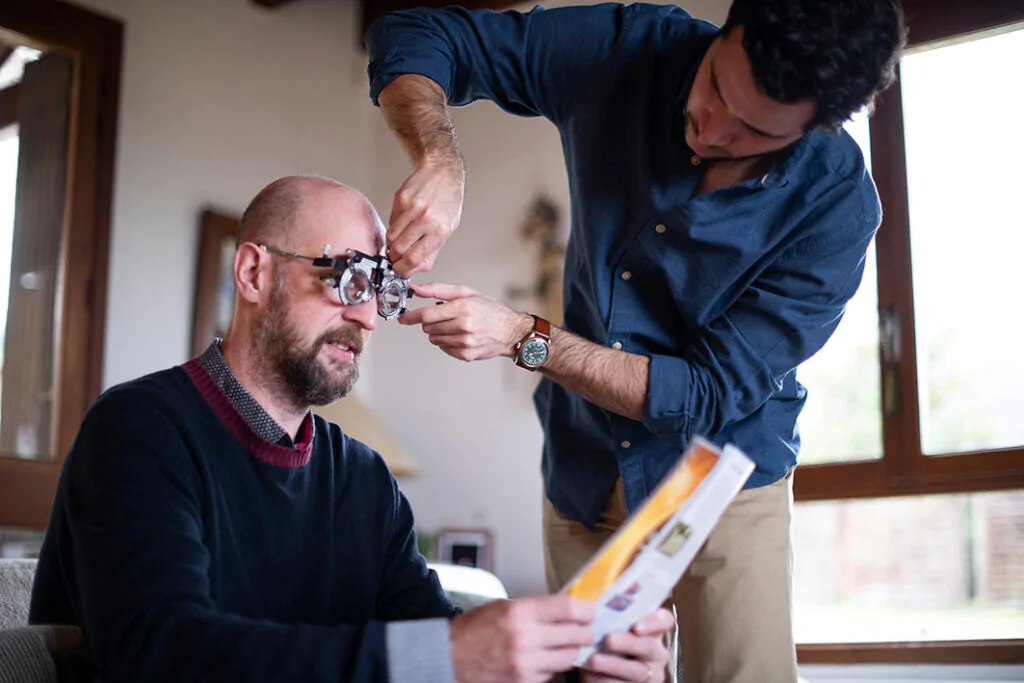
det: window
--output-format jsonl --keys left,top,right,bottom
{"left": 794, "top": 491, "right": 1024, "bottom": 644}
{"left": 902, "top": 28, "right": 1024, "bottom": 457}
{"left": 793, "top": 0, "right": 1024, "bottom": 664}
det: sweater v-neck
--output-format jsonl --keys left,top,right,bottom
{"left": 181, "top": 359, "right": 314, "bottom": 469}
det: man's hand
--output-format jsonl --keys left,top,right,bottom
{"left": 400, "top": 283, "right": 533, "bottom": 361}
{"left": 579, "top": 608, "right": 675, "bottom": 683}
{"left": 450, "top": 596, "right": 596, "bottom": 683}
{"left": 387, "top": 158, "right": 464, "bottom": 277}
{"left": 378, "top": 74, "right": 465, "bottom": 278}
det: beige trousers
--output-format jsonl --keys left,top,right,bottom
{"left": 543, "top": 474, "right": 798, "bottom": 683}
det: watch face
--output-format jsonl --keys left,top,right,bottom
{"left": 521, "top": 338, "right": 549, "bottom": 367}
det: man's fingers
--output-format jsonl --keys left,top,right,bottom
{"left": 632, "top": 608, "right": 676, "bottom": 636}
{"left": 581, "top": 651, "right": 652, "bottom": 682}
{"left": 387, "top": 196, "right": 426, "bottom": 251}
{"left": 578, "top": 675, "right": 619, "bottom": 683}
{"left": 421, "top": 320, "right": 465, "bottom": 336}
{"left": 390, "top": 230, "right": 428, "bottom": 274}
{"left": 549, "top": 624, "right": 595, "bottom": 649}
{"left": 428, "top": 334, "right": 469, "bottom": 350}
{"left": 523, "top": 595, "right": 596, "bottom": 625}
{"left": 529, "top": 646, "right": 589, "bottom": 676}
{"left": 398, "top": 302, "right": 457, "bottom": 326}
{"left": 603, "top": 631, "right": 663, "bottom": 663}
{"left": 393, "top": 236, "right": 434, "bottom": 278}
{"left": 523, "top": 623, "right": 595, "bottom": 651}
{"left": 579, "top": 675, "right": 616, "bottom": 683}
{"left": 411, "top": 282, "right": 476, "bottom": 301}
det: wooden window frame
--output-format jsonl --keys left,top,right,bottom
{"left": 0, "top": 0, "right": 121, "bottom": 530}
{"left": 795, "top": 0, "right": 1024, "bottom": 665}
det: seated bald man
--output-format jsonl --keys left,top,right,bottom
{"left": 28, "top": 176, "right": 672, "bottom": 683}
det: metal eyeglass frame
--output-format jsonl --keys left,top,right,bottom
{"left": 259, "top": 244, "right": 411, "bottom": 321}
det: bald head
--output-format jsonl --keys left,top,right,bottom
{"left": 238, "top": 175, "right": 385, "bottom": 253}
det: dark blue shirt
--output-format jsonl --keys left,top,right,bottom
{"left": 367, "top": 3, "right": 880, "bottom": 528}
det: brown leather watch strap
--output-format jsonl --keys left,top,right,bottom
{"left": 533, "top": 315, "right": 551, "bottom": 340}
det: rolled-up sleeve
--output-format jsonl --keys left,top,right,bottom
{"left": 643, "top": 178, "right": 881, "bottom": 448}
{"left": 366, "top": 4, "right": 632, "bottom": 123}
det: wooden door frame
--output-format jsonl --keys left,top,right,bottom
{"left": 0, "top": 0, "right": 121, "bottom": 530}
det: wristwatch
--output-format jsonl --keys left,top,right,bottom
{"left": 513, "top": 315, "right": 551, "bottom": 371}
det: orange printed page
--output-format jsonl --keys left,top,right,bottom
{"left": 566, "top": 444, "right": 719, "bottom": 602}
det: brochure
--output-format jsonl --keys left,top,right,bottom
{"left": 561, "top": 436, "right": 755, "bottom": 664}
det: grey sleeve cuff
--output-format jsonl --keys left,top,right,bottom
{"left": 385, "top": 618, "right": 455, "bottom": 683}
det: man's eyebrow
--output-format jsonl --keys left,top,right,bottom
{"left": 709, "top": 55, "right": 789, "bottom": 140}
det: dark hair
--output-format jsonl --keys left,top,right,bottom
{"left": 721, "top": 0, "right": 907, "bottom": 132}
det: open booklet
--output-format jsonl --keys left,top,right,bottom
{"left": 560, "top": 436, "right": 755, "bottom": 665}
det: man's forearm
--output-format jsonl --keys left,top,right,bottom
{"left": 378, "top": 74, "right": 463, "bottom": 167}
{"left": 540, "top": 325, "right": 650, "bottom": 422}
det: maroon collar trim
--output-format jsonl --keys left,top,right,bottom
{"left": 181, "top": 359, "right": 314, "bottom": 469}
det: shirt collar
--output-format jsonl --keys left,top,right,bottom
{"left": 198, "top": 340, "right": 309, "bottom": 447}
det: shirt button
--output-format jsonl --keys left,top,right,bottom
{"left": 612, "top": 341, "right": 623, "bottom": 350}
{"left": 690, "top": 155, "right": 702, "bottom": 166}
{"left": 621, "top": 441, "right": 631, "bottom": 449}
{"left": 621, "top": 271, "right": 632, "bottom": 281}
{"left": 655, "top": 224, "right": 666, "bottom": 234}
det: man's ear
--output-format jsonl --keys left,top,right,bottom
{"left": 234, "top": 242, "right": 270, "bottom": 304}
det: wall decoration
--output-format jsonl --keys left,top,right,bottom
{"left": 507, "top": 195, "right": 565, "bottom": 325}
{"left": 435, "top": 527, "right": 494, "bottom": 571}
{"left": 191, "top": 210, "right": 239, "bottom": 357}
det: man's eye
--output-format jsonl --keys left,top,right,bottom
{"left": 319, "top": 275, "right": 341, "bottom": 288}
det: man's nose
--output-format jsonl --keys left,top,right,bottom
{"left": 342, "top": 298, "right": 378, "bottom": 332}
{"left": 699, "top": 106, "right": 736, "bottom": 147}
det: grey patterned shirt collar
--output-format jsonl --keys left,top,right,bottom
{"left": 197, "top": 340, "right": 308, "bottom": 447}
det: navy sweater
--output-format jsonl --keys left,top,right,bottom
{"left": 29, "top": 361, "right": 455, "bottom": 682}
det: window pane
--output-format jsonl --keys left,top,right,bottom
{"left": 796, "top": 111, "right": 882, "bottom": 465}
{"left": 902, "top": 26, "right": 1024, "bottom": 455}
{"left": 793, "top": 490, "right": 1024, "bottom": 643}
{"left": 0, "top": 49, "right": 73, "bottom": 461}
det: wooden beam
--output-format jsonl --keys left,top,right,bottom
{"left": 361, "top": 0, "right": 517, "bottom": 39}
{"left": 799, "top": 640, "right": 1024, "bottom": 665}
{"left": 902, "top": 0, "right": 1024, "bottom": 47}
{"left": 250, "top": 0, "right": 301, "bottom": 8}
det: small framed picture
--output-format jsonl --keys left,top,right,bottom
{"left": 191, "top": 210, "right": 239, "bottom": 357}
{"left": 435, "top": 528, "right": 493, "bottom": 571}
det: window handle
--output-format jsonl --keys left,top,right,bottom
{"left": 880, "top": 308, "right": 902, "bottom": 415}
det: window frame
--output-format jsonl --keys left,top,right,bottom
{"left": 0, "top": 0, "right": 121, "bottom": 530}
{"left": 794, "top": 0, "right": 1024, "bottom": 665}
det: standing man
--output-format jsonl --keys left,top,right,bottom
{"left": 367, "top": 2, "right": 904, "bottom": 682}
